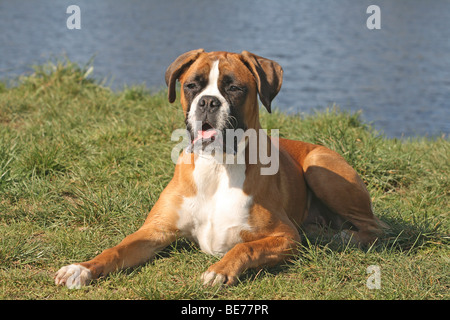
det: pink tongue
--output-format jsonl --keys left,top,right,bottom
{"left": 199, "top": 130, "right": 217, "bottom": 139}
{"left": 193, "top": 129, "right": 218, "bottom": 144}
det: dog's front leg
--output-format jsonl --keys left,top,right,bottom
{"left": 55, "top": 199, "right": 179, "bottom": 289}
{"left": 201, "top": 233, "right": 299, "bottom": 286}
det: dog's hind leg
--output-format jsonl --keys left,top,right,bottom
{"left": 301, "top": 146, "right": 387, "bottom": 246}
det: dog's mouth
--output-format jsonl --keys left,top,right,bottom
{"left": 187, "top": 120, "right": 243, "bottom": 155}
{"left": 192, "top": 122, "right": 219, "bottom": 145}
{"left": 186, "top": 121, "right": 221, "bottom": 153}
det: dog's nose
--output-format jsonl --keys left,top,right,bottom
{"left": 198, "top": 95, "right": 221, "bottom": 113}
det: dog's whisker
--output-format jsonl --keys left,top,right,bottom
{"left": 225, "top": 115, "right": 238, "bottom": 129}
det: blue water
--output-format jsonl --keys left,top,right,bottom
{"left": 1, "top": 0, "right": 449, "bottom": 138}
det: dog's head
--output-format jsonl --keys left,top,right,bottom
{"left": 165, "top": 49, "right": 283, "bottom": 151}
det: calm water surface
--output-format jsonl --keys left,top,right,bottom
{"left": 1, "top": 0, "right": 449, "bottom": 138}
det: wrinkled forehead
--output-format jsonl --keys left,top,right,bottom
{"left": 180, "top": 52, "right": 255, "bottom": 85}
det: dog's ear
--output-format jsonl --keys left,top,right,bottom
{"left": 165, "top": 49, "right": 205, "bottom": 103}
{"left": 240, "top": 51, "right": 283, "bottom": 113}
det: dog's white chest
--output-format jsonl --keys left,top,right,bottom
{"left": 177, "top": 156, "right": 253, "bottom": 256}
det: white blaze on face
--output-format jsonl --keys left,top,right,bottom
{"left": 187, "top": 60, "right": 230, "bottom": 133}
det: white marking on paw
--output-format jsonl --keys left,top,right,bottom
{"left": 201, "top": 271, "right": 226, "bottom": 286}
{"left": 54, "top": 264, "right": 92, "bottom": 289}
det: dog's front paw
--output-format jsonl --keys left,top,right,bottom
{"left": 54, "top": 264, "right": 92, "bottom": 289}
{"left": 201, "top": 265, "right": 237, "bottom": 286}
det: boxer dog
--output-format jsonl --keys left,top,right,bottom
{"left": 55, "top": 49, "right": 386, "bottom": 288}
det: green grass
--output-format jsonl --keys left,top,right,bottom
{"left": 0, "top": 60, "right": 448, "bottom": 299}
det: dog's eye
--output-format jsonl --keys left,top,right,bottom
{"left": 228, "top": 85, "right": 241, "bottom": 92}
{"left": 185, "top": 83, "right": 197, "bottom": 90}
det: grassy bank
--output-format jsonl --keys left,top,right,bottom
{"left": 0, "top": 61, "right": 448, "bottom": 299}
